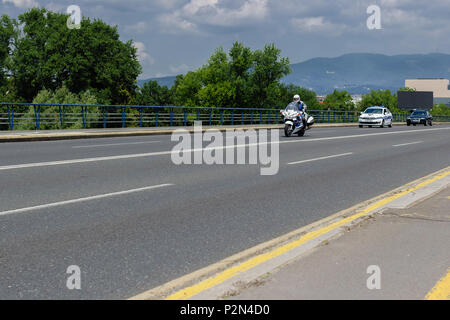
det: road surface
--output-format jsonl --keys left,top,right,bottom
{"left": 1, "top": 125, "right": 449, "bottom": 299}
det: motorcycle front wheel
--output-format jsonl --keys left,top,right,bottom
{"left": 284, "top": 124, "right": 293, "bottom": 137}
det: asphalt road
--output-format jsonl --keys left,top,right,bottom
{"left": 1, "top": 125, "right": 450, "bottom": 299}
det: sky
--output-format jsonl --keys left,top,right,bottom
{"left": 1, "top": 0, "right": 450, "bottom": 79}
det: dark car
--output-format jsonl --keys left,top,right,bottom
{"left": 406, "top": 110, "right": 433, "bottom": 126}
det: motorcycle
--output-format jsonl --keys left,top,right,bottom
{"left": 280, "top": 102, "right": 314, "bottom": 137}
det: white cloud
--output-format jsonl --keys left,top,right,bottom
{"left": 290, "top": 16, "right": 349, "bottom": 35}
{"left": 2, "top": 0, "right": 39, "bottom": 8}
{"left": 158, "top": 0, "right": 269, "bottom": 34}
{"left": 299, "top": 17, "right": 325, "bottom": 29}
{"left": 133, "top": 41, "right": 155, "bottom": 65}
{"left": 157, "top": 12, "right": 199, "bottom": 35}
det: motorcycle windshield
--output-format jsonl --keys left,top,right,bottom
{"left": 285, "top": 102, "right": 298, "bottom": 112}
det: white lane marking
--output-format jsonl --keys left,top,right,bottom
{"left": 1, "top": 127, "right": 449, "bottom": 171}
{"left": 287, "top": 153, "right": 353, "bottom": 165}
{"left": 72, "top": 141, "right": 161, "bottom": 148}
{"left": 0, "top": 184, "right": 173, "bottom": 217}
{"left": 392, "top": 141, "right": 423, "bottom": 147}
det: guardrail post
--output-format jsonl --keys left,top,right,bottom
{"left": 241, "top": 112, "right": 244, "bottom": 125}
{"left": 170, "top": 108, "right": 173, "bottom": 127}
{"left": 231, "top": 111, "right": 234, "bottom": 126}
{"left": 220, "top": 110, "right": 223, "bottom": 125}
{"left": 34, "top": 106, "right": 41, "bottom": 130}
{"left": 209, "top": 110, "right": 212, "bottom": 125}
{"left": 196, "top": 110, "right": 199, "bottom": 121}
{"left": 276, "top": 112, "right": 279, "bottom": 123}
{"left": 82, "top": 107, "right": 87, "bottom": 129}
{"left": 59, "top": 106, "right": 65, "bottom": 129}
{"left": 184, "top": 110, "right": 187, "bottom": 126}
{"left": 7, "top": 105, "right": 14, "bottom": 130}
{"left": 155, "top": 110, "right": 159, "bottom": 127}
{"left": 139, "top": 108, "right": 143, "bottom": 128}
{"left": 250, "top": 111, "right": 253, "bottom": 124}
{"left": 121, "top": 107, "right": 126, "bottom": 128}
{"left": 103, "top": 108, "right": 107, "bottom": 128}
{"left": 268, "top": 111, "right": 271, "bottom": 124}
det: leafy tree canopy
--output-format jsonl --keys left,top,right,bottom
{"left": 9, "top": 8, "right": 141, "bottom": 104}
{"left": 323, "top": 89, "right": 354, "bottom": 110}
{"left": 359, "top": 89, "right": 399, "bottom": 112}
{"left": 171, "top": 42, "right": 292, "bottom": 109}
{"left": 135, "top": 80, "right": 173, "bottom": 106}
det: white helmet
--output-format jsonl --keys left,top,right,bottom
{"left": 293, "top": 94, "right": 300, "bottom": 102}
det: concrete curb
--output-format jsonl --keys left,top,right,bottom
{"left": 2, "top": 122, "right": 445, "bottom": 143}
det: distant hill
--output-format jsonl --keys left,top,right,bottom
{"left": 139, "top": 53, "right": 450, "bottom": 95}
{"left": 137, "top": 76, "right": 177, "bottom": 88}
{"left": 284, "top": 53, "right": 450, "bottom": 95}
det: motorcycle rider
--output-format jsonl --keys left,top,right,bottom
{"left": 293, "top": 94, "right": 308, "bottom": 127}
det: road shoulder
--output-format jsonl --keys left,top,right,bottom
{"left": 226, "top": 185, "right": 450, "bottom": 300}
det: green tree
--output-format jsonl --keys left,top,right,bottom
{"left": 10, "top": 8, "right": 141, "bottom": 104}
{"left": 431, "top": 104, "right": 450, "bottom": 116}
{"left": 196, "top": 47, "right": 235, "bottom": 108}
{"left": 171, "top": 42, "right": 291, "bottom": 109}
{"left": 16, "top": 85, "right": 99, "bottom": 130}
{"left": 359, "top": 89, "right": 399, "bottom": 112}
{"left": 323, "top": 89, "right": 354, "bottom": 110}
{"left": 229, "top": 42, "right": 253, "bottom": 107}
{"left": 135, "top": 80, "right": 173, "bottom": 106}
{"left": 172, "top": 72, "right": 203, "bottom": 107}
{"left": 398, "top": 87, "right": 416, "bottom": 92}
{"left": 249, "top": 44, "right": 291, "bottom": 108}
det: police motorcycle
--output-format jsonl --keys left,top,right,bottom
{"left": 280, "top": 102, "right": 314, "bottom": 137}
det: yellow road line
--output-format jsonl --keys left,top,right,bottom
{"left": 425, "top": 268, "right": 450, "bottom": 300}
{"left": 166, "top": 170, "right": 450, "bottom": 300}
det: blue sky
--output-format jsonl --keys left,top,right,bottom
{"left": 2, "top": 0, "right": 450, "bottom": 79}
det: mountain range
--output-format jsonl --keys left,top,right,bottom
{"left": 138, "top": 53, "right": 450, "bottom": 95}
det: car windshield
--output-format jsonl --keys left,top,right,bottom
{"left": 412, "top": 111, "right": 426, "bottom": 116}
{"left": 364, "top": 108, "right": 383, "bottom": 114}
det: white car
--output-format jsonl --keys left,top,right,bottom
{"left": 359, "top": 106, "right": 393, "bottom": 128}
